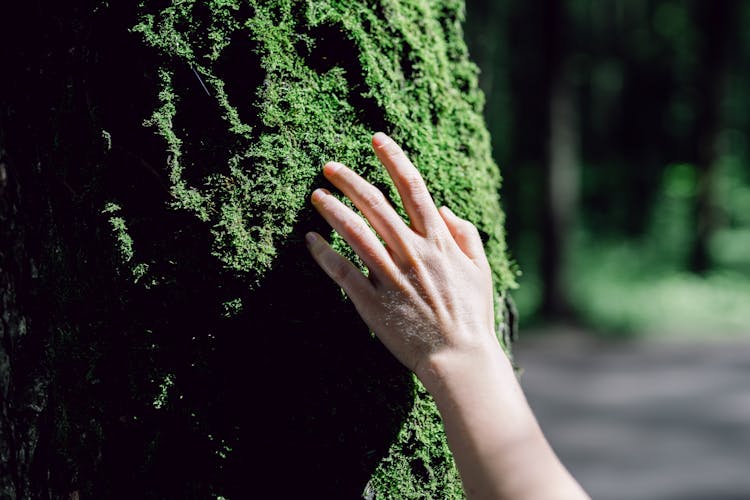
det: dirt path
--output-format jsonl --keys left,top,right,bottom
{"left": 514, "top": 328, "right": 750, "bottom": 500}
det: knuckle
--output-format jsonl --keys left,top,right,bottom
{"left": 399, "top": 173, "right": 433, "bottom": 210}
{"left": 379, "top": 140, "right": 401, "bottom": 158}
{"left": 361, "top": 186, "right": 386, "bottom": 209}
{"left": 410, "top": 237, "right": 435, "bottom": 260}
{"left": 400, "top": 172, "right": 425, "bottom": 193}
{"left": 341, "top": 218, "right": 367, "bottom": 240}
{"left": 332, "top": 165, "right": 356, "bottom": 187}
{"left": 331, "top": 260, "right": 353, "bottom": 283}
{"left": 321, "top": 251, "right": 341, "bottom": 274}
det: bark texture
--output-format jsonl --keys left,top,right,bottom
{"left": 0, "top": 1, "right": 514, "bottom": 498}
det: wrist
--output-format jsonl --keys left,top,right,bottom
{"left": 415, "top": 334, "right": 590, "bottom": 500}
{"left": 416, "top": 335, "right": 539, "bottom": 448}
{"left": 416, "top": 336, "right": 587, "bottom": 499}
{"left": 416, "top": 334, "right": 514, "bottom": 400}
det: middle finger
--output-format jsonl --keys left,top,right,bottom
{"left": 311, "top": 188, "right": 399, "bottom": 283}
{"left": 323, "top": 161, "right": 413, "bottom": 257}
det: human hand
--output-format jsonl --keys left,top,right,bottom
{"left": 307, "top": 134, "right": 589, "bottom": 500}
{"left": 306, "top": 132, "right": 501, "bottom": 385}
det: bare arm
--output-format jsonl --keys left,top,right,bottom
{"left": 305, "top": 132, "right": 588, "bottom": 499}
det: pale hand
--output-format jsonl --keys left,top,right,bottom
{"left": 305, "top": 132, "right": 500, "bottom": 385}
{"left": 305, "top": 133, "right": 589, "bottom": 499}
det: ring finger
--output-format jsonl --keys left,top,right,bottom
{"left": 322, "top": 161, "right": 414, "bottom": 259}
{"left": 311, "top": 188, "right": 399, "bottom": 283}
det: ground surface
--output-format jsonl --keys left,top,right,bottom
{"left": 514, "top": 327, "right": 750, "bottom": 500}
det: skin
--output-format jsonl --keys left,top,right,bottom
{"left": 306, "top": 132, "right": 589, "bottom": 500}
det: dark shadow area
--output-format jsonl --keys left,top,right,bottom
{"left": 299, "top": 22, "right": 389, "bottom": 134}
{"left": 171, "top": 61, "right": 236, "bottom": 188}
{"left": 212, "top": 19, "right": 264, "bottom": 129}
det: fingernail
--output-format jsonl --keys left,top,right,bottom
{"left": 311, "top": 188, "right": 329, "bottom": 203}
{"left": 305, "top": 232, "right": 317, "bottom": 245}
{"left": 372, "top": 132, "right": 393, "bottom": 148}
{"left": 372, "top": 132, "right": 390, "bottom": 147}
{"left": 323, "top": 162, "right": 342, "bottom": 175}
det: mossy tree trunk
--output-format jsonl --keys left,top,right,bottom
{"left": 0, "top": 1, "right": 514, "bottom": 498}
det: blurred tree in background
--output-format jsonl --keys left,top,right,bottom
{"left": 467, "top": 0, "right": 750, "bottom": 334}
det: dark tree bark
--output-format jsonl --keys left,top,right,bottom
{"left": 0, "top": 132, "right": 45, "bottom": 500}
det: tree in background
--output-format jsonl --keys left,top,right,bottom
{"left": 0, "top": 1, "right": 515, "bottom": 497}
{"left": 467, "top": 0, "right": 580, "bottom": 321}
{"left": 689, "top": 0, "right": 738, "bottom": 273}
{"left": 540, "top": 0, "right": 580, "bottom": 319}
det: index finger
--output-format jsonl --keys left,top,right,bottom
{"left": 372, "top": 132, "right": 444, "bottom": 237}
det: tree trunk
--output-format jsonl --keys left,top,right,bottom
{"left": 689, "top": 0, "right": 736, "bottom": 273}
{"left": 0, "top": 1, "right": 515, "bottom": 497}
{"left": 540, "top": 0, "right": 579, "bottom": 319}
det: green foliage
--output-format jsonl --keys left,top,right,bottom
{"left": 568, "top": 238, "right": 750, "bottom": 336}
{"left": 564, "top": 156, "right": 750, "bottom": 335}
{"left": 221, "top": 297, "right": 243, "bottom": 317}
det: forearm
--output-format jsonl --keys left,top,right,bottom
{"left": 420, "top": 341, "right": 589, "bottom": 500}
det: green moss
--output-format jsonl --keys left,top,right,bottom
{"left": 221, "top": 297, "right": 243, "bottom": 317}
{"left": 153, "top": 373, "right": 175, "bottom": 410}
{"left": 365, "top": 380, "right": 464, "bottom": 499}
{"left": 133, "top": 0, "right": 514, "bottom": 495}
{"left": 102, "top": 201, "right": 151, "bottom": 284}
{"left": 102, "top": 202, "right": 135, "bottom": 262}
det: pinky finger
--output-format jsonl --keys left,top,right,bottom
{"left": 305, "top": 232, "right": 373, "bottom": 301}
{"left": 438, "top": 206, "right": 490, "bottom": 269}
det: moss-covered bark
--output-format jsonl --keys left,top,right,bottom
{"left": 0, "top": 1, "right": 514, "bottom": 498}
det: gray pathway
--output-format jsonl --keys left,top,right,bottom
{"left": 514, "top": 329, "right": 750, "bottom": 500}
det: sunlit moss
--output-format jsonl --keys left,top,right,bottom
{"left": 102, "top": 202, "right": 151, "bottom": 283}
{"left": 153, "top": 373, "right": 175, "bottom": 410}
{"left": 365, "top": 383, "right": 464, "bottom": 499}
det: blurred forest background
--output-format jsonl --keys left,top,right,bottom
{"left": 464, "top": 0, "right": 750, "bottom": 336}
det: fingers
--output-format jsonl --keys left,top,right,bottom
{"left": 310, "top": 188, "right": 399, "bottom": 281}
{"left": 438, "top": 206, "right": 490, "bottom": 269}
{"left": 305, "top": 231, "right": 374, "bottom": 300}
{"left": 371, "top": 132, "right": 444, "bottom": 236}
{"left": 322, "top": 161, "right": 413, "bottom": 256}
